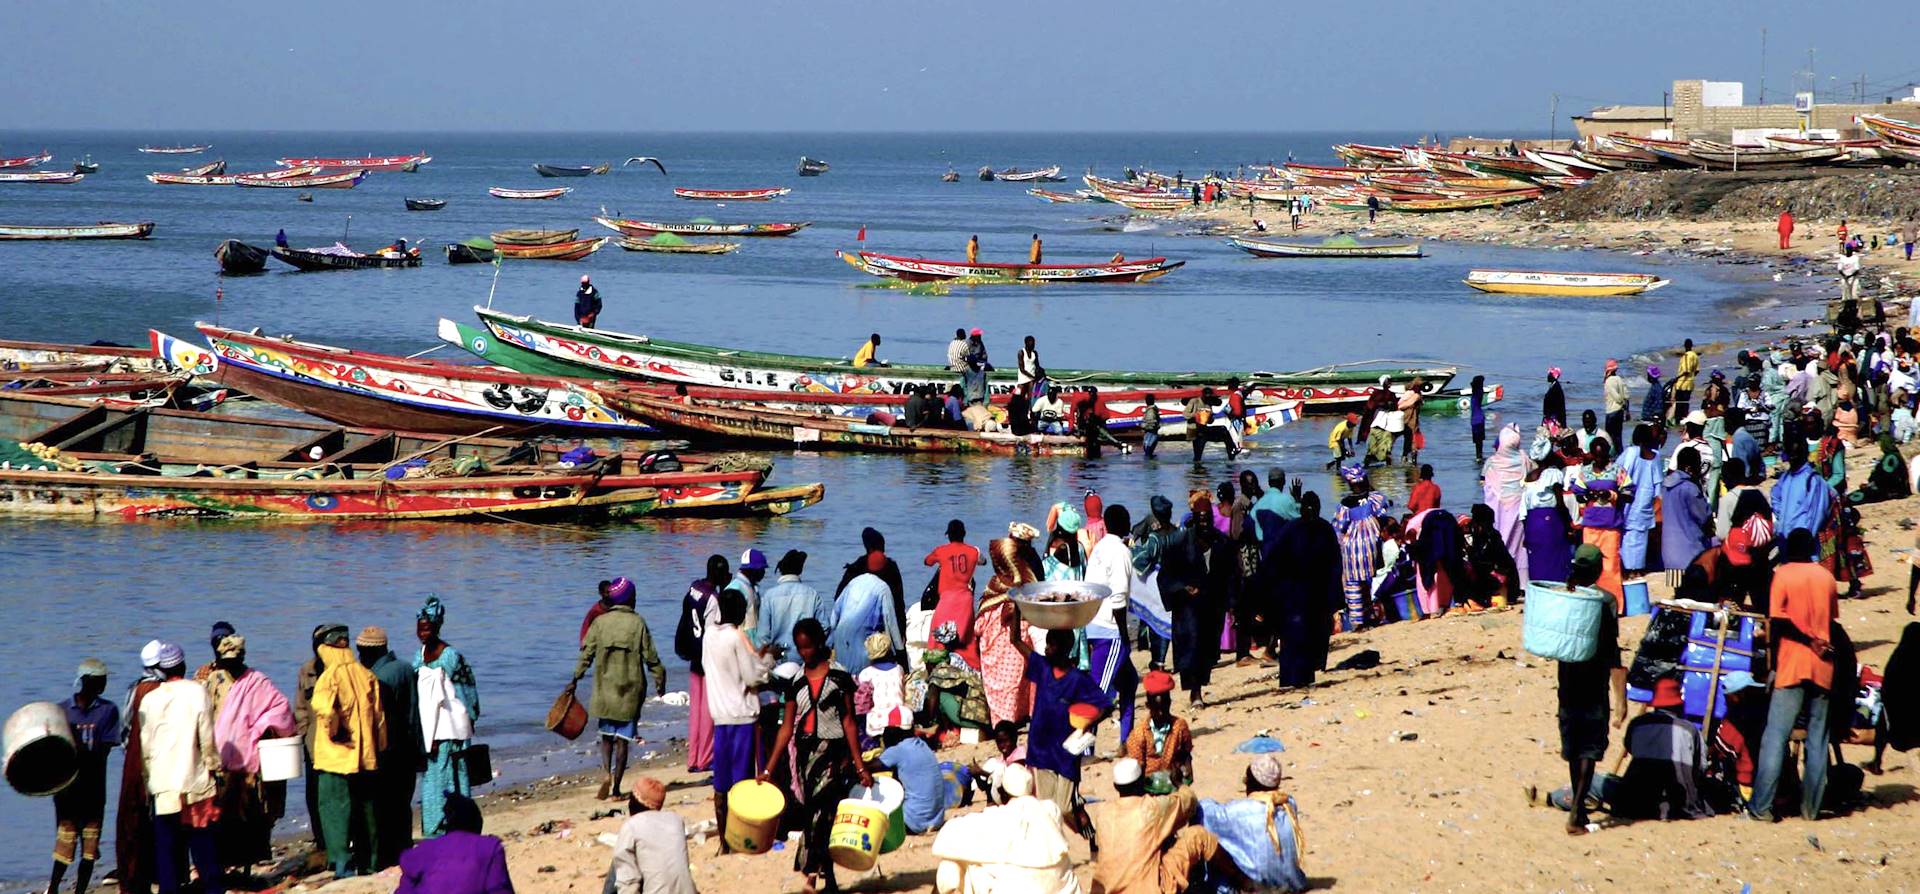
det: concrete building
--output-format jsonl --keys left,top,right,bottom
{"left": 1572, "top": 79, "right": 1920, "bottom": 142}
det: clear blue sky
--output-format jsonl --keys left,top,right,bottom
{"left": 11, "top": 0, "right": 1920, "bottom": 132}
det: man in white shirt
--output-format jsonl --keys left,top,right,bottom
{"left": 138, "top": 640, "right": 224, "bottom": 894}
{"left": 1083, "top": 503, "right": 1139, "bottom": 746}
{"left": 1837, "top": 246, "right": 1862, "bottom": 302}
{"left": 605, "top": 777, "right": 695, "bottom": 894}
{"left": 1016, "top": 335, "right": 1043, "bottom": 396}
{"left": 702, "top": 589, "right": 776, "bottom": 854}
{"left": 1031, "top": 386, "right": 1070, "bottom": 434}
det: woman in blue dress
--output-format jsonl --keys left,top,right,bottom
{"left": 414, "top": 596, "right": 479, "bottom": 837}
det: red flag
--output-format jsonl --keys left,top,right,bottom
{"left": 856, "top": 225, "right": 866, "bottom": 242}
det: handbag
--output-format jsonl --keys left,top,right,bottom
{"left": 457, "top": 743, "right": 492, "bottom": 786}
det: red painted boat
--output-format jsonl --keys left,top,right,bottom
{"left": 276, "top": 154, "right": 431, "bottom": 172}
{"left": 236, "top": 170, "right": 366, "bottom": 189}
{"left": 838, "top": 250, "right": 1184, "bottom": 284}
{"left": 0, "top": 149, "right": 52, "bottom": 170}
{"left": 673, "top": 187, "right": 791, "bottom": 201}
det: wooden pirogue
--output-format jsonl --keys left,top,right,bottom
{"left": 836, "top": 250, "right": 1184, "bottom": 284}
{"left": 600, "top": 391, "right": 1089, "bottom": 456}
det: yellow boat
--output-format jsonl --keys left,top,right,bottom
{"left": 1463, "top": 269, "right": 1670, "bottom": 297}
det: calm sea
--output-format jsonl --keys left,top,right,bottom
{"left": 0, "top": 131, "right": 1811, "bottom": 884}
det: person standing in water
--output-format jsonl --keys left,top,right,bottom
{"left": 575, "top": 275, "right": 602, "bottom": 327}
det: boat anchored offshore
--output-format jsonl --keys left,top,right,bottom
{"left": 1463, "top": 269, "right": 1670, "bottom": 297}
{"left": 837, "top": 250, "right": 1183, "bottom": 284}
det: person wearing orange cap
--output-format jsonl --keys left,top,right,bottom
{"left": 1123, "top": 671, "right": 1193, "bottom": 786}
{"left": 574, "top": 274, "right": 601, "bottom": 327}
{"left": 1325, "top": 412, "right": 1358, "bottom": 469}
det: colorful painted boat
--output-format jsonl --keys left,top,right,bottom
{"left": 195, "top": 323, "right": 652, "bottom": 437}
{"left": 270, "top": 243, "right": 423, "bottom": 271}
{"left": 493, "top": 237, "right": 608, "bottom": 261}
{"left": 490, "top": 228, "right": 579, "bottom": 246}
{"left": 1683, "top": 140, "right": 1842, "bottom": 169}
{"left": 0, "top": 171, "right": 84, "bottom": 184}
{"left": 673, "top": 187, "right": 791, "bottom": 201}
{"left": 0, "top": 149, "right": 53, "bottom": 169}
{"left": 1464, "top": 269, "right": 1669, "bottom": 297}
{"left": 601, "top": 391, "right": 1088, "bottom": 456}
{"left": 149, "top": 163, "right": 300, "bottom": 186}
{"left": 237, "top": 170, "right": 365, "bottom": 189}
{"left": 1227, "top": 236, "right": 1422, "bottom": 258}
{"left": 1369, "top": 190, "right": 1541, "bottom": 213}
{"left": 1026, "top": 188, "right": 1087, "bottom": 203}
{"left": 138, "top": 145, "right": 211, "bottom": 155}
{"left": 1859, "top": 115, "right": 1920, "bottom": 148}
{"left": 490, "top": 186, "right": 571, "bottom": 200}
{"left": 276, "top": 154, "right": 430, "bottom": 172}
{"left": 183, "top": 160, "right": 227, "bottom": 176}
{"left": 452, "top": 307, "right": 1458, "bottom": 410}
{"left": 0, "top": 337, "right": 166, "bottom": 374}
{"left": 593, "top": 215, "right": 809, "bottom": 237}
{"left": 837, "top": 250, "right": 1183, "bottom": 284}
{"left": 0, "top": 222, "right": 153, "bottom": 240}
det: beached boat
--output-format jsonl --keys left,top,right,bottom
{"left": 1683, "top": 140, "right": 1842, "bottom": 169}
{"left": 451, "top": 306, "right": 1457, "bottom": 409}
{"left": 494, "top": 237, "right": 608, "bottom": 261}
{"left": 404, "top": 197, "right": 446, "bottom": 211}
{"left": 617, "top": 234, "right": 740, "bottom": 254}
{"left": 490, "top": 186, "right": 571, "bottom": 200}
{"left": 593, "top": 215, "right": 809, "bottom": 237}
{"left": 0, "top": 369, "right": 191, "bottom": 402}
{"left": 601, "top": 391, "right": 1088, "bottom": 456}
{"left": 673, "top": 187, "right": 791, "bottom": 201}
{"left": 1464, "top": 269, "right": 1670, "bottom": 297}
{"left": 490, "top": 228, "right": 580, "bottom": 246}
{"left": 1026, "top": 188, "right": 1086, "bottom": 203}
{"left": 0, "top": 171, "right": 84, "bottom": 184}
{"left": 214, "top": 240, "right": 271, "bottom": 275}
{"left": 797, "top": 157, "right": 829, "bottom": 176}
{"left": 0, "top": 222, "right": 154, "bottom": 240}
{"left": 194, "top": 323, "right": 654, "bottom": 437}
{"left": 270, "top": 243, "right": 424, "bottom": 271}
{"left": 1375, "top": 190, "right": 1541, "bottom": 213}
{"left": 445, "top": 239, "right": 499, "bottom": 264}
{"left": 996, "top": 165, "right": 1062, "bottom": 182}
{"left": 533, "top": 163, "right": 609, "bottom": 177}
{"left": 0, "top": 337, "right": 165, "bottom": 374}
{"left": 1227, "top": 235, "right": 1423, "bottom": 258}
{"left": 138, "top": 145, "right": 210, "bottom": 155}
{"left": 1859, "top": 114, "right": 1920, "bottom": 148}
{"left": 837, "top": 250, "right": 1184, "bottom": 284}
{"left": 1523, "top": 149, "right": 1613, "bottom": 177}
{"left": 276, "top": 154, "right": 430, "bottom": 172}
{"left": 148, "top": 172, "right": 233, "bottom": 186}
{"left": 237, "top": 170, "right": 365, "bottom": 189}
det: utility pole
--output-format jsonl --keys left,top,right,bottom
{"left": 1549, "top": 93, "right": 1559, "bottom": 142}
{"left": 1758, "top": 27, "right": 1767, "bottom": 104}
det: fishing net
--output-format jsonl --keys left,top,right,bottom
{"left": 646, "top": 233, "right": 690, "bottom": 246}
{"left": 1322, "top": 234, "right": 1362, "bottom": 247}
{"left": 704, "top": 452, "right": 774, "bottom": 474}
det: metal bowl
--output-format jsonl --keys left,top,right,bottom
{"left": 1009, "top": 580, "right": 1111, "bottom": 630}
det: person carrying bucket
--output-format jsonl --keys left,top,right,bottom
{"left": 760, "top": 618, "right": 873, "bottom": 894}
{"left": 44, "top": 659, "right": 120, "bottom": 894}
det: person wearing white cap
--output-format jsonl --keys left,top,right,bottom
{"left": 48, "top": 658, "right": 119, "bottom": 894}
{"left": 574, "top": 274, "right": 602, "bottom": 327}
{"left": 1194, "top": 755, "right": 1306, "bottom": 892}
{"left": 137, "top": 640, "right": 225, "bottom": 894}
{"left": 1088, "top": 752, "right": 1237, "bottom": 894}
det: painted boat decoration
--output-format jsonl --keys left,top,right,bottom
{"left": 1026, "top": 188, "right": 1087, "bottom": 203}
{"left": 236, "top": 170, "right": 365, "bottom": 189}
{"left": 1464, "top": 269, "right": 1670, "bottom": 297}
{"left": 276, "top": 154, "right": 430, "bottom": 172}
{"left": 601, "top": 391, "right": 1088, "bottom": 456}
{"left": 1860, "top": 114, "right": 1920, "bottom": 148}
{"left": 149, "top": 164, "right": 312, "bottom": 186}
{"left": 673, "top": 187, "right": 791, "bottom": 201}
{"left": 270, "top": 243, "right": 423, "bottom": 271}
{"left": 138, "top": 145, "right": 211, "bottom": 155}
{"left": 195, "top": 322, "right": 652, "bottom": 437}
{"left": 0, "top": 222, "right": 153, "bottom": 240}
{"left": 490, "top": 228, "right": 579, "bottom": 246}
{"left": 493, "top": 237, "right": 608, "bottom": 261}
{"left": 533, "top": 163, "right": 609, "bottom": 177}
{"left": 214, "top": 240, "right": 271, "bottom": 275}
{"left": 996, "top": 165, "right": 1062, "bottom": 182}
{"left": 490, "top": 186, "right": 571, "bottom": 200}
{"left": 1227, "top": 236, "right": 1423, "bottom": 258}
{"left": 451, "top": 306, "right": 1457, "bottom": 411}
{"left": 0, "top": 171, "right": 83, "bottom": 184}
{"left": 593, "top": 215, "right": 808, "bottom": 237}
{"left": 837, "top": 250, "right": 1183, "bottom": 284}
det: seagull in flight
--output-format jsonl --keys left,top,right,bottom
{"left": 622, "top": 156, "right": 668, "bottom": 175}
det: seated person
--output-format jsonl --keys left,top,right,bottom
{"left": 971, "top": 720, "right": 1028, "bottom": 805}
{"left": 396, "top": 794, "right": 514, "bottom": 894}
{"left": 933, "top": 764, "right": 1080, "bottom": 894}
{"left": 604, "top": 778, "right": 694, "bottom": 894}
{"left": 1032, "top": 386, "right": 1071, "bottom": 434}
{"left": 1541, "top": 677, "right": 1714, "bottom": 821}
{"left": 1123, "top": 671, "right": 1194, "bottom": 786}
{"left": 963, "top": 402, "right": 1004, "bottom": 433}
{"left": 1194, "top": 755, "right": 1307, "bottom": 894}
{"left": 1848, "top": 435, "right": 1912, "bottom": 505}
{"left": 859, "top": 633, "right": 908, "bottom": 740}
{"left": 1464, "top": 503, "right": 1520, "bottom": 609}
{"left": 874, "top": 709, "right": 957, "bottom": 834}
{"left": 1088, "top": 759, "right": 1242, "bottom": 894}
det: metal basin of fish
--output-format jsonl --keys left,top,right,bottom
{"left": 1009, "top": 581, "right": 1111, "bottom": 629}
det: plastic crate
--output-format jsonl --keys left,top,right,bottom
{"left": 1681, "top": 641, "right": 1754, "bottom": 673}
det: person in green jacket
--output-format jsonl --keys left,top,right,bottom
{"left": 571, "top": 577, "right": 668, "bottom": 802}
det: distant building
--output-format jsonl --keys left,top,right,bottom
{"left": 1573, "top": 79, "right": 1920, "bottom": 142}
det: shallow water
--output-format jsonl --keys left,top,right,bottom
{"left": 0, "top": 131, "right": 1809, "bottom": 885}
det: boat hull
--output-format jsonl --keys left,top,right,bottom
{"left": 673, "top": 188, "right": 790, "bottom": 201}
{"left": 1464, "top": 269, "right": 1667, "bottom": 297}
{"left": 214, "top": 240, "right": 271, "bottom": 274}
{"left": 0, "top": 222, "right": 153, "bottom": 240}
{"left": 270, "top": 247, "right": 423, "bottom": 271}
{"left": 838, "top": 250, "right": 1183, "bottom": 283}
{"left": 604, "top": 392, "right": 1088, "bottom": 456}
{"left": 490, "top": 187, "right": 571, "bottom": 200}
{"left": 1227, "top": 237, "right": 1422, "bottom": 258}
{"left": 595, "top": 216, "right": 807, "bottom": 237}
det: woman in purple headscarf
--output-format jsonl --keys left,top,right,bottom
{"left": 1334, "top": 464, "right": 1393, "bottom": 630}
{"left": 1480, "top": 425, "right": 1531, "bottom": 585}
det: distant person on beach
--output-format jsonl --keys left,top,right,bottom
{"left": 852, "top": 333, "right": 885, "bottom": 368}
{"left": 1550, "top": 546, "right": 1624, "bottom": 836}
{"left": 1902, "top": 219, "right": 1916, "bottom": 261}
{"left": 1366, "top": 194, "right": 1380, "bottom": 223}
{"left": 575, "top": 275, "right": 601, "bottom": 327}
{"left": 1778, "top": 209, "right": 1794, "bottom": 250}
{"left": 1838, "top": 246, "right": 1863, "bottom": 305}
{"left": 1671, "top": 340, "right": 1699, "bottom": 422}
{"left": 1836, "top": 218, "right": 1850, "bottom": 252}
{"left": 967, "top": 234, "right": 980, "bottom": 265}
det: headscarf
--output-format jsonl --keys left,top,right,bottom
{"left": 983, "top": 537, "right": 1042, "bottom": 605}
{"left": 865, "top": 632, "right": 893, "bottom": 662}
{"left": 1048, "top": 502, "right": 1084, "bottom": 534}
{"left": 1008, "top": 521, "right": 1040, "bottom": 541}
{"left": 418, "top": 595, "right": 447, "bottom": 626}
{"left": 215, "top": 635, "right": 245, "bottom": 659}
{"left": 865, "top": 550, "right": 888, "bottom": 573}
{"left": 1480, "top": 424, "right": 1529, "bottom": 505}
{"left": 1149, "top": 495, "right": 1173, "bottom": 524}
{"left": 1339, "top": 464, "right": 1368, "bottom": 486}
{"left": 607, "top": 576, "right": 636, "bottom": 606}
{"left": 861, "top": 526, "right": 886, "bottom": 553}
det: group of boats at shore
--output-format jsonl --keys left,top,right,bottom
{"left": 0, "top": 303, "right": 1491, "bottom": 522}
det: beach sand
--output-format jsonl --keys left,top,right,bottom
{"left": 296, "top": 209, "right": 1920, "bottom": 894}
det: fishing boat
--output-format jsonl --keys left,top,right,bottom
{"left": 978, "top": 167, "right": 995, "bottom": 181}
{"left": 490, "top": 186, "right": 571, "bottom": 200}
{"left": 942, "top": 168, "right": 960, "bottom": 182}
{"left": 148, "top": 172, "right": 235, "bottom": 186}
{"left": 0, "top": 149, "right": 50, "bottom": 170}
{"left": 797, "top": 157, "right": 829, "bottom": 176}
{"left": 0, "top": 369, "right": 191, "bottom": 402}
{"left": 1683, "top": 140, "right": 1842, "bottom": 169}
{"left": 490, "top": 228, "right": 579, "bottom": 246}
{"left": 1227, "top": 235, "right": 1423, "bottom": 258}
{"left": 494, "top": 237, "right": 608, "bottom": 261}
{"left": 602, "top": 391, "right": 1088, "bottom": 456}
{"left": 533, "top": 163, "right": 609, "bottom": 177}
{"left": 1522, "top": 149, "right": 1613, "bottom": 177}
{"left": 194, "top": 323, "right": 654, "bottom": 437}
{"left": 0, "top": 222, "right": 153, "bottom": 240}
{"left": 183, "top": 160, "right": 227, "bottom": 177}
{"left": 1026, "top": 188, "right": 1086, "bottom": 203}
{"left": 0, "top": 338, "right": 163, "bottom": 376}
{"left": 72, "top": 156, "right": 99, "bottom": 174}
{"left": 1375, "top": 190, "right": 1541, "bottom": 213}
{"left": 270, "top": 243, "right": 424, "bottom": 271}
{"left": 445, "top": 239, "right": 499, "bottom": 264}
{"left": 617, "top": 234, "right": 740, "bottom": 254}
{"left": 276, "top": 154, "right": 430, "bottom": 172}
{"left": 673, "top": 187, "right": 791, "bottom": 201}
{"left": 236, "top": 170, "right": 365, "bottom": 189}
{"left": 137, "top": 145, "right": 210, "bottom": 155}
{"left": 593, "top": 215, "right": 809, "bottom": 237}
{"left": 214, "top": 240, "right": 271, "bottom": 275}
{"left": 837, "top": 250, "right": 1184, "bottom": 284}
{"left": 452, "top": 306, "right": 1457, "bottom": 410}
{"left": 404, "top": 197, "right": 446, "bottom": 211}
{"left": 148, "top": 161, "right": 276, "bottom": 186}
{"left": 0, "top": 171, "right": 84, "bottom": 184}
{"left": 1463, "top": 269, "right": 1670, "bottom": 297}
{"left": 1859, "top": 114, "right": 1920, "bottom": 148}
{"left": 996, "top": 165, "right": 1062, "bottom": 182}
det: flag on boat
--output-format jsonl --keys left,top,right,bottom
{"left": 856, "top": 225, "right": 866, "bottom": 242}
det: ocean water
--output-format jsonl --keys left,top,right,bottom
{"left": 0, "top": 131, "right": 1809, "bottom": 885}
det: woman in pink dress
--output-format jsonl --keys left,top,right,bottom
{"left": 975, "top": 525, "right": 1043, "bottom": 726}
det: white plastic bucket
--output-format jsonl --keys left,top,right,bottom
{"left": 258, "top": 736, "right": 305, "bottom": 782}
{"left": 4, "top": 702, "right": 79, "bottom": 796}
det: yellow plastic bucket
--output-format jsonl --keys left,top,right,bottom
{"left": 723, "top": 780, "right": 784, "bottom": 855}
{"left": 828, "top": 798, "right": 890, "bottom": 871}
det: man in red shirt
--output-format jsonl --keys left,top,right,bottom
{"left": 924, "top": 519, "right": 986, "bottom": 650}
{"left": 1750, "top": 529, "right": 1838, "bottom": 821}
{"left": 1408, "top": 464, "right": 1442, "bottom": 515}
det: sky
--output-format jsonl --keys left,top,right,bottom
{"left": 9, "top": 0, "right": 1920, "bottom": 133}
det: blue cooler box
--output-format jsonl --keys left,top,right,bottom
{"left": 1682, "top": 670, "right": 1729, "bottom": 720}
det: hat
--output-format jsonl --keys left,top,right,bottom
{"left": 1604, "top": 358, "right": 1619, "bottom": 374}
{"left": 141, "top": 639, "right": 184, "bottom": 670}
{"left": 1142, "top": 670, "right": 1176, "bottom": 696}
{"left": 1339, "top": 464, "right": 1368, "bottom": 485}
{"left": 1001, "top": 763, "right": 1034, "bottom": 798}
{"left": 865, "top": 632, "right": 893, "bottom": 662}
{"left": 607, "top": 576, "right": 636, "bottom": 606}
{"left": 1651, "top": 677, "right": 1684, "bottom": 709}
{"left": 1345, "top": 412, "right": 1360, "bottom": 424}
{"left": 210, "top": 621, "right": 236, "bottom": 641}
{"left": 1571, "top": 544, "right": 1602, "bottom": 576}
{"left": 580, "top": 274, "right": 591, "bottom": 283}
{"left": 1709, "top": 368, "right": 1725, "bottom": 381}
{"left": 355, "top": 626, "right": 388, "bottom": 648}
{"left": 1055, "top": 505, "right": 1084, "bottom": 534}
{"left": 1683, "top": 410, "right": 1708, "bottom": 427}
{"left": 215, "top": 634, "right": 246, "bottom": 659}
{"left": 1547, "top": 366, "right": 1562, "bottom": 379}
{"left": 739, "top": 548, "right": 767, "bottom": 571}
{"left": 1008, "top": 521, "right": 1039, "bottom": 541}
{"left": 632, "top": 776, "right": 665, "bottom": 811}
{"left": 1112, "top": 758, "right": 1143, "bottom": 787}
{"left": 1647, "top": 365, "right": 1661, "bottom": 378}
{"left": 1249, "top": 754, "right": 1284, "bottom": 788}
{"left": 969, "top": 327, "right": 983, "bottom": 336}
{"left": 76, "top": 658, "right": 109, "bottom": 679}
{"left": 1527, "top": 435, "right": 1553, "bottom": 463}
{"left": 1720, "top": 671, "right": 1761, "bottom": 694}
